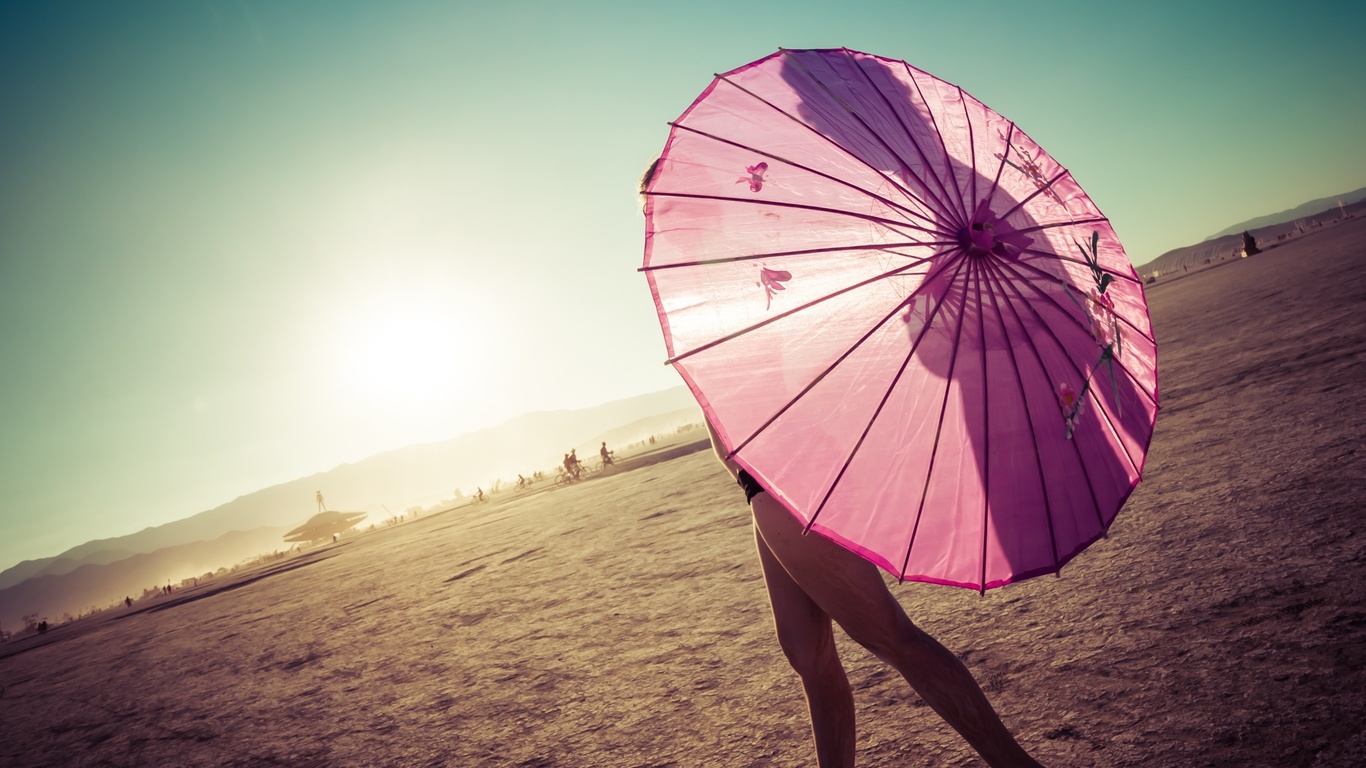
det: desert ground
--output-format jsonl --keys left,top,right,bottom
{"left": 1, "top": 217, "right": 1363, "bottom": 767}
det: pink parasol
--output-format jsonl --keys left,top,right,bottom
{"left": 642, "top": 49, "right": 1158, "bottom": 591}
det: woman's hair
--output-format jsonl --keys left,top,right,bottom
{"left": 639, "top": 157, "right": 661, "bottom": 195}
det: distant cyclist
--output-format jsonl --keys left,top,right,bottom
{"left": 600, "top": 441, "right": 615, "bottom": 467}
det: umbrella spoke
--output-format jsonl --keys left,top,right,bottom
{"left": 778, "top": 50, "right": 964, "bottom": 228}
{"left": 899, "top": 58, "right": 970, "bottom": 226}
{"left": 731, "top": 250, "right": 970, "bottom": 458}
{"left": 992, "top": 168, "right": 1072, "bottom": 223}
{"left": 985, "top": 257, "right": 1143, "bottom": 483}
{"left": 980, "top": 257, "right": 1107, "bottom": 536}
{"left": 992, "top": 258, "right": 1160, "bottom": 397}
{"left": 978, "top": 257, "right": 1061, "bottom": 574}
{"left": 1010, "top": 215, "right": 1109, "bottom": 237}
{"left": 1006, "top": 254, "right": 1156, "bottom": 344}
{"left": 976, "top": 122, "right": 1016, "bottom": 220}
{"left": 640, "top": 240, "right": 959, "bottom": 272}
{"left": 648, "top": 191, "right": 953, "bottom": 243}
{"left": 1018, "top": 247, "right": 1144, "bottom": 287}
{"left": 899, "top": 251, "right": 978, "bottom": 578}
{"left": 666, "top": 252, "right": 939, "bottom": 365}
{"left": 667, "top": 122, "right": 946, "bottom": 231}
{"left": 972, "top": 259, "right": 990, "bottom": 592}
{"left": 804, "top": 254, "right": 972, "bottom": 540}
{"left": 712, "top": 73, "right": 962, "bottom": 227}
{"left": 961, "top": 86, "right": 978, "bottom": 224}
{"left": 832, "top": 48, "right": 968, "bottom": 228}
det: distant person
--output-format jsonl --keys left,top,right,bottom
{"left": 316, "top": 490, "right": 327, "bottom": 514}
{"left": 566, "top": 449, "right": 582, "bottom": 480}
{"left": 600, "top": 441, "right": 614, "bottom": 467}
{"left": 475, "top": 487, "right": 486, "bottom": 503}
{"left": 125, "top": 596, "right": 133, "bottom": 608}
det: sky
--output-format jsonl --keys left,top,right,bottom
{"left": 1, "top": 0, "right": 1363, "bottom": 571}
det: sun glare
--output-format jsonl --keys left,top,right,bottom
{"left": 330, "top": 298, "right": 470, "bottom": 417}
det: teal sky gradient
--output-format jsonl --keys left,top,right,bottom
{"left": 1, "top": 0, "right": 1363, "bottom": 570}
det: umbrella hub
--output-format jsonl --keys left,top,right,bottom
{"left": 956, "top": 213, "right": 1029, "bottom": 261}
{"left": 957, "top": 223, "right": 1000, "bottom": 259}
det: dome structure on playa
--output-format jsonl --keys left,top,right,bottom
{"left": 283, "top": 511, "right": 369, "bottom": 544}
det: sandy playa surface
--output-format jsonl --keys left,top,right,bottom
{"left": 2, "top": 218, "right": 1364, "bottom": 767}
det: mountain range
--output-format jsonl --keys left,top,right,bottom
{"left": 1202, "top": 186, "right": 1366, "bottom": 242}
{"left": 1137, "top": 190, "right": 1365, "bottom": 276}
{"left": 0, "top": 386, "right": 701, "bottom": 631}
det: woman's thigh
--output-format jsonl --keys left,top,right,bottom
{"left": 751, "top": 493, "right": 913, "bottom": 648}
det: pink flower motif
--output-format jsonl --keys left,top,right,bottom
{"left": 1089, "top": 289, "right": 1115, "bottom": 314}
{"left": 994, "top": 131, "right": 1064, "bottom": 209}
{"left": 1085, "top": 288, "right": 1122, "bottom": 352}
{"left": 757, "top": 266, "right": 792, "bottom": 309}
{"left": 737, "top": 162, "right": 769, "bottom": 192}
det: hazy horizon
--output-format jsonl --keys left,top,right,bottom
{"left": 2, "top": 0, "right": 1363, "bottom": 570}
{"left": 0, "top": 383, "right": 697, "bottom": 573}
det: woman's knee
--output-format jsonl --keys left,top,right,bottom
{"left": 774, "top": 619, "right": 840, "bottom": 677}
{"left": 837, "top": 611, "right": 923, "bottom": 664}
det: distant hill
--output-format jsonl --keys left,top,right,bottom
{"left": 0, "top": 527, "right": 287, "bottom": 631}
{"left": 1138, "top": 198, "right": 1366, "bottom": 278}
{"left": 1203, "top": 187, "right": 1366, "bottom": 241}
{"left": 0, "top": 386, "right": 698, "bottom": 622}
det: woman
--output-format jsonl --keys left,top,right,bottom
{"left": 708, "top": 420, "right": 1045, "bottom": 767}
{"left": 642, "top": 157, "right": 1043, "bottom": 766}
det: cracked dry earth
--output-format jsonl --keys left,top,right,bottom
{"left": 1, "top": 218, "right": 1363, "bottom": 767}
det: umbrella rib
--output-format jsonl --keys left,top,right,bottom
{"left": 712, "top": 72, "right": 961, "bottom": 227}
{"left": 830, "top": 48, "right": 967, "bottom": 230}
{"left": 666, "top": 253, "right": 939, "bottom": 365}
{"left": 899, "top": 58, "right": 971, "bottom": 226}
{"left": 981, "top": 256, "right": 1107, "bottom": 536}
{"left": 1019, "top": 247, "right": 1144, "bottom": 287}
{"left": 648, "top": 191, "right": 950, "bottom": 241}
{"left": 962, "top": 86, "right": 978, "bottom": 223}
{"left": 972, "top": 258, "right": 990, "bottom": 593}
{"left": 979, "top": 258, "right": 1061, "bottom": 572}
{"left": 805, "top": 254, "right": 972, "bottom": 540}
{"left": 986, "top": 258, "right": 1143, "bottom": 482}
{"left": 994, "top": 169, "right": 1072, "bottom": 223}
{"left": 977, "top": 122, "right": 1016, "bottom": 218}
{"left": 640, "top": 240, "right": 957, "bottom": 272}
{"left": 1005, "top": 255, "right": 1156, "bottom": 345}
{"left": 995, "top": 255, "right": 1157, "bottom": 441}
{"left": 1012, "top": 215, "right": 1109, "bottom": 237}
{"left": 667, "top": 121, "right": 945, "bottom": 231}
{"left": 779, "top": 49, "right": 963, "bottom": 226}
{"left": 730, "top": 250, "right": 971, "bottom": 458}
{"left": 898, "top": 255, "right": 978, "bottom": 578}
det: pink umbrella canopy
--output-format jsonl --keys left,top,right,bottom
{"left": 641, "top": 48, "right": 1158, "bottom": 591}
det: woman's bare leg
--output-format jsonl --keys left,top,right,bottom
{"left": 755, "top": 528, "right": 856, "bottom": 767}
{"left": 751, "top": 493, "right": 1044, "bottom": 768}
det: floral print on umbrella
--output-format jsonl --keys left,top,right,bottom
{"left": 1060, "top": 231, "right": 1124, "bottom": 438}
{"left": 737, "top": 162, "right": 769, "bottom": 192}
{"left": 994, "top": 131, "right": 1064, "bottom": 209}
{"left": 757, "top": 266, "right": 792, "bottom": 310}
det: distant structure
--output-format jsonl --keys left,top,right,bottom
{"left": 284, "top": 511, "right": 368, "bottom": 544}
